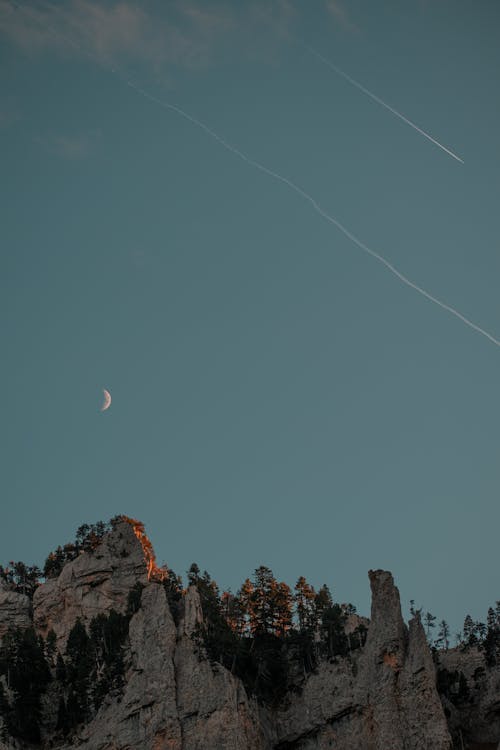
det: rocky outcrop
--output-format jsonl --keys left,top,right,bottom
{"left": 400, "top": 614, "right": 454, "bottom": 749}
{"left": 438, "top": 646, "right": 500, "bottom": 749}
{"left": 175, "top": 586, "right": 265, "bottom": 750}
{"left": 0, "top": 581, "right": 31, "bottom": 641}
{"left": 1, "top": 522, "right": 492, "bottom": 749}
{"left": 67, "top": 582, "right": 182, "bottom": 750}
{"left": 32, "top": 520, "right": 148, "bottom": 650}
{"left": 266, "top": 569, "right": 453, "bottom": 750}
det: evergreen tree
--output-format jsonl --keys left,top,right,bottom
{"left": 294, "top": 577, "right": 316, "bottom": 633}
{"left": 0, "top": 562, "right": 41, "bottom": 598}
{"left": 476, "top": 621, "right": 487, "bottom": 643}
{"left": 65, "top": 619, "right": 92, "bottom": 726}
{"left": 238, "top": 578, "right": 255, "bottom": 635}
{"left": 314, "top": 585, "right": 333, "bottom": 615}
{"left": 0, "top": 627, "right": 50, "bottom": 742}
{"left": 436, "top": 620, "right": 450, "bottom": 650}
{"left": 89, "top": 610, "right": 128, "bottom": 706}
{"left": 43, "top": 546, "right": 66, "bottom": 578}
{"left": 163, "top": 569, "right": 183, "bottom": 623}
{"left": 487, "top": 607, "right": 496, "bottom": 631}
{"left": 221, "top": 591, "right": 246, "bottom": 637}
{"left": 424, "top": 612, "right": 437, "bottom": 642}
{"left": 484, "top": 627, "right": 499, "bottom": 667}
{"left": 463, "top": 614, "right": 475, "bottom": 646}
{"left": 273, "top": 581, "right": 293, "bottom": 638}
{"left": 251, "top": 566, "right": 278, "bottom": 636}
{"left": 321, "top": 604, "right": 348, "bottom": 659}
{"left": 187, "top": 563, "right": 200, "bottom": 586}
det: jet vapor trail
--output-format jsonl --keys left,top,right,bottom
{"left": 124, "top": 80, "right": 497, "bottom": 347}
{"left": 9, "top": 2, "right": 497, "bottom": 347}
{"left": 301, "top": 42, "right": 464, "bottom": 164}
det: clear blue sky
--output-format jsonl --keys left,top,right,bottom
{"left": 1, "top": 0, "right": 499, "bottom": 636}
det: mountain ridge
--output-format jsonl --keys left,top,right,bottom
{"left": 0, "top": 516, "right": 498, "bottom": 749}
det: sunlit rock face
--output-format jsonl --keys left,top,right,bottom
{"left": 32, "top": 519, "right": 148, "bottom": 650}
{"left": 0, "top": 581, "right": 31, "bottom": 641}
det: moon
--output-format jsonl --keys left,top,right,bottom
{"left": 100, "top": 388, "right": 112, "bottom": 412}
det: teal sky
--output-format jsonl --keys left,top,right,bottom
{"left": 1, "top": 0, "right": 499, "bottom": 635}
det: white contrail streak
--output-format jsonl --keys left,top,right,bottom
{"left": 124, "top": 80, "right": 497, "bottom": 347}
{"left": 301, "top": 42, "right": 464, "bottom": 164}
{"left": 9, "top": 2, "right": 498, "bottom": 347}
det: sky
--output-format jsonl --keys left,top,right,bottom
{"left": 1, "top": 0, "right": 499, "bottom": 637}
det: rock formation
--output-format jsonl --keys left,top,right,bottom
{"left": 0, "top": 581, "right": 31, "bottom": 642}
{"left": 438, "top": 646, "right": 500, "bottom": 749}
{"left": 0, "top": 519, "right": 497, "bottom": 749}
{"left": 33, "top": 519, "right": 148, "bottom": 651}
{"left": 264, "top": 570, "right": 452, "bottom": 750}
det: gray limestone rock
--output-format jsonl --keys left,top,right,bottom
{"left": 32, "top": 520, "right": 148, "bottom": 650}
{"left": 175, "top": 586, "right": 266, "bottom": 750}
{"left": 66, "top": 582, "right": 182, "bottom": 750}
{"left": 0, "top": 582, "right": 31, "bottom": 641}
{"left": 438, "top": 646, "right": 500, "bottom": 748}
{"left": 0, "top": 524, "right": 485, "bottom": 750}
{"left": 268, "top": 569, "right": 452, "bottom": 750}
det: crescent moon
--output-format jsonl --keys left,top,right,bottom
{"left": 100, "top": 388, "right": 112, "bottom": 412}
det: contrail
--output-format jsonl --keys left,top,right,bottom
{"left": 301, "top": 42, "right": 464, "bottom": 164}
{"left": 9, "top": 2, "right": 498, "bottom": 347}
{"left": 124, "top": 81, "right": 497, "bottom": 346}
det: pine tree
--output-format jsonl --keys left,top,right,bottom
{"left": 187, "top": 563, "right": 200, "bottom": 586}
{"left": 463, "top": 614, "right": 475, "bottom": 645}
{"left": 487, "top": 607, "right": 496, "bottom": 631}
{"left": 314, "top": 585, "right": 333, "bottom": 623}
{"left": 294, "top": 577, "right": 316, "bottom": 633}
{"left": 436, "top": 620, "right": 450, "bottom": 650}
{"left": 250, "top": 566, "right": 277, "bottom": 636}
{"left": 238, "top": 578, "right": 255, "bottom": 635}
{"left": 65, "top": 620, "right": 92, "bottom": 726}
{"left": 476, "top": 621, "right": 487, "bottom": 642}
{"left": 162, "top": 569, "right": 183, "bottom": 622}
{"left": 1, "top": 627, "right": 51, "bottom": 742}
{"left": 273, "top": 581, "right": 293, "bottom": 638}
{"left": 424, "top": 612, "right": 437, "bottom": 642}
{"left": 321, "top": 604, "right": 348, "bottom": 658}
{"left": 221, "top": 591, "right": 246, "bottom": 637}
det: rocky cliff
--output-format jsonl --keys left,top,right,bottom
{"left": 0, "top": 519, "right": 498, "bottom": 750}
{"left": 437, "top": 646, "right": 500, "bottom": 749}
